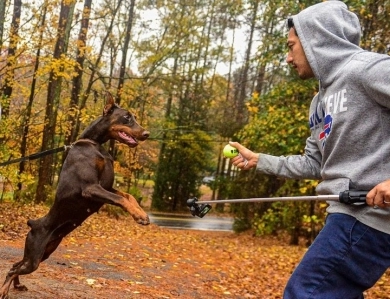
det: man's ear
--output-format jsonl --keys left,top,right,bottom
{"left": 103, "top": 92, "right": 115, "bottom": 116}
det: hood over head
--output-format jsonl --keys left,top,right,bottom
{"left": 291, "top": 0, "right": 362, "bottom": 86}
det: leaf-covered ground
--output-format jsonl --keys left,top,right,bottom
{"left": 0, "top": 203, "right": 389, "bottom": 299}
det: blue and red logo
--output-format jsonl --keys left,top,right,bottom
{"left": 319, "top": 114, "right": 333, "bottom": 146}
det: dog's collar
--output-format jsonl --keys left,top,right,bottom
{"left": 72, "top": 139, "right": 99, "bottom": 147}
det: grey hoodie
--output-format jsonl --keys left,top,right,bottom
{"left": 257, "top": 0, "right": 390, "bottom": 234}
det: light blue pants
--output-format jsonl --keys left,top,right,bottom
{"left": 284, "top": 213, "right": 390, "bottom": 299}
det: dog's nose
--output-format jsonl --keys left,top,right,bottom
{"left": 142, "top": 131, "right": 150, "bottom": 139}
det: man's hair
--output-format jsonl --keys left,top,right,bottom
{"left": 287, "top": 17, "right": 294, "bottom": 29}
{"left": 287, "top": 17, "right": 297, "bottom": 36}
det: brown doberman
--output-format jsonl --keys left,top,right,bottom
{"left": 0, "top": 93, "right": 150, "bottom": 298}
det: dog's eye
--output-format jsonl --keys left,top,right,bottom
{"left": 123, "top": 115, "right": 134, "bottom": 124}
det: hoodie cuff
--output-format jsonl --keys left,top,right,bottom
{"left": 257, "top": 153, "right": 281, "bottom": 175}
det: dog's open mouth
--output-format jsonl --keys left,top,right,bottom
{"left": 118, "top": 131, "right": 138, "bottom": 146}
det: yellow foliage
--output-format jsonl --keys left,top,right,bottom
{"left": 36, "top": 55, "right": 78, "bottom": 80}
{"left": 247, "top": 105, "right": 258, "bottom": 114}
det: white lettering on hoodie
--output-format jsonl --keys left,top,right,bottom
{"left": 323, "top": 89, "right": 348, "bottom": 115}
{"left": 309, "top": 88, "right": 348, "bottom": 130}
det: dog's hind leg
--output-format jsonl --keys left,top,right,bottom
{"left": 0, "top": 273, "right": 18, "bottom": 299}
{"left": 0, "top": 258, "right": 33, "bottom": 298}
{"left": 13, "top": 275, "right": 28, "bottom": 291}
{"left": 0, "top": 260, "right": 27, "bottom": 297}
{"left": 0, "top": 259, "right": 39, "bottom": 298}
{"left": 0, "top": 228, "right": 63, "bottom": 298}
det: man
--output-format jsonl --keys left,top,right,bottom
{"left": 229, "top": 1, "right": 390, "bottom": 298}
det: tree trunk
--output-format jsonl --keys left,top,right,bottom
{"left": 0, "top": 0, "right": 7, "bottom": 48}
{"left": 64, "top": 0, "right": 93, "bottom": 154}
{"left": 1, "top": 0, "right": 22, "bottom": 119}
{"left": 235, "top": 0, "right": 258, "bottom": 127}
{"left": 35, "top": 0, "right": 75, "bottom": 203}
{"left": 116, "top": 0, "right": 135, "bottom": 104}
{"left": 74, "top": 0, "right": 122, "bottom": 143}
{"left": 109, "top": 0, "right": 135, "bottom": 157}
{"left": 16, "top": 3, "right": 48, "bottom": 199}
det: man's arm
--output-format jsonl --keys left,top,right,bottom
{"left": 230, "top": 136, "right": 322, "bottom": 180}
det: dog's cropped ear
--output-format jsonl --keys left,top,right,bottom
{"left": 103, "top": 92, "right": 116, "bottom": 116}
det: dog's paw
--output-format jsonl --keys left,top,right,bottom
{"left": 14, "top": 284, "right": 28, "bottom": 292}
{"left": 136, "top": 214, "right": 150, "bottom": 225}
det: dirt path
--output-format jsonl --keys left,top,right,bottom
{"left": 0, "top": 203, "right": 389, "bottom": 299}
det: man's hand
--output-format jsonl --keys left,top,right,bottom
{"left": 228, "top": 142, "right": 259, "bottom": 170}
{"left": 366, "top": 179, "right": 390, "bottom": 209}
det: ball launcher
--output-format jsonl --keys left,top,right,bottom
{"left": 187, "top": 144, "right": 368, "bottom": 218}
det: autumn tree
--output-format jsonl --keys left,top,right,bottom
{"left": 142, "top": 0, "right": 241, "bottom": 211}
{"left": 63, "top": 0, "right": 93, "bottom": 149}
{"left": 1, "top": 0, "right": 22, "bottom": 119}
{"left": 0, "top": 0, "right": 7, "bottom": 48}
{"left": 35, "top": 0, "right": 76, "bottom": 203}
{"left": 16, "top": 2, "right": 49, "bottom": 199}
{"left": 0, "top": 0, "right": 48, "bottom": 201}
{"left": 349, "top": 0, "right": 390, "bottom": 54}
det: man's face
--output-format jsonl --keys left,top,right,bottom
{"left": 286, "top": 28, "right": 315, "bottom": 80}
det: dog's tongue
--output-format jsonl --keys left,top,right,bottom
{"left": 118, "top": 131, "right": 138, "bottom": 145}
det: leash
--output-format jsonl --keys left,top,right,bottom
{"left": 0, "top": 139, "right": 98, "bottom": 167}
{"left": 0, "top": 145, "right": 72, "bottom": 167}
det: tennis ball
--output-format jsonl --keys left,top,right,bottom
{"left": 223, "top": 144, "right": 239, "bottom": 158}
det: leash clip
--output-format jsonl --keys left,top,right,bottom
{"left": 64, "top": 144, "right": 73, "bottom": 151}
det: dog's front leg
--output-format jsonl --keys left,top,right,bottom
{"left": 83, "top": 185, "right": 150, "bottom": 225}
{"left": 112, "top": 189, "right": 150, "bottom": 223}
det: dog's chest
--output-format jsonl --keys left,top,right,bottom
{"left": 97, "top": 151, "right": 115, "bottom": 189}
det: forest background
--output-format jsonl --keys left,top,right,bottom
{"left": 0, "top": 0, "right": 389, "bottom": 245}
